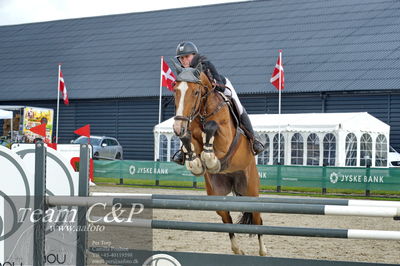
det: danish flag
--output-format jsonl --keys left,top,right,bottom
{"left": 161, "top": 57, "right": 176, "bottom": 91}
{"left": 59, "top": 68, "right": 69, "bottom": 105}
{"left": 270, "top": 51, "right": 284, "bottom": 90}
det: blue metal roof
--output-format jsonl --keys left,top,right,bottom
{"left": 1, "top": 0, "right": 400, "bottom": 101}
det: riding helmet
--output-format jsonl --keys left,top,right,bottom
{"left": 176, "top": 41, "right": 199, "bottom": 58}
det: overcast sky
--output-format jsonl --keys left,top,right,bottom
{"left": 0, "top": 0, "right": 247, "bottom": 26}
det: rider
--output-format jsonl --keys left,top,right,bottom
{"left": 172, "top": 41, "right": 265, "bottom": 164}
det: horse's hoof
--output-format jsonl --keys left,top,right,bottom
{"left": 200, "top": 151, "right": 221, "bottom": 173}
{"left": 259, "top": 250, "right": 267, "bottom": 256}
{"left": 185, "top": 158, "right": 204, "bottom": 176}
{"left": 232, "top": 248, "right": 245, "bottom": 255}
{"left": 206, "top": 161, "right": 221, "bottom": 174}
{"left": 191, "top": 168, "right": 205, "bottom": 176}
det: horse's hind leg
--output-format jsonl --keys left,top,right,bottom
{"left": 205, "top": 173, "right": 244, "bottom": 255}
{"left": 252, "top": 212, "right": 267, "bottom": 256}
{"left": 216, "top": 210, "right": 245, "bottom": 255}
{"left": 246, "top": 162, "right": 267, "bottom": 256}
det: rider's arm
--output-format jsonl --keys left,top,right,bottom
{"left": 191, "top": 55, "right": 226, "bottom": 92}
{"left": 204, "top": 60, "right": 226, "bottom": 92}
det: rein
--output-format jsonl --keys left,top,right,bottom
{"left": 174, "top": 83, "right": 227, "bottom": 127}
{"left": 174, "top": 79, "right": 243, "bottom": 170}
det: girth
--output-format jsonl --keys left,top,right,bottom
{"left": 219, "top": 127, "right": 244, "bottom": 172}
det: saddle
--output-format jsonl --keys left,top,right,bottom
{"left": 215, "top": 89, "right": 240, "bottom": 128}
{"left": 215, "top": 88, "right": 258, "bottom": 156}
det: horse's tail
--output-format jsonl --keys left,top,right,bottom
{"left": 237, "top": 212, "right": 253, "bottom": 225}
{"left": 237, "top": 212, "right": 255, "bottom": 237}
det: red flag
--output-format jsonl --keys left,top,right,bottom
{"left": 161, "top": 57, "right": 176, "bottom": 91}
{"left": 29, "top": 123, "right": 47, "bottom": 137}
{"left": 270, "top": 51, "right": 284, "bottom": 90}
{"left": 74, "top": 124, "right": 90, "bottom": 138}
{"left": 59, "top": 67, "right": 69, "bottom": 105}
{"left": 47, "top": 143, "right": 58, "bottom": 150}
{"left": 70, "top": 157, "right": 94, "bottom": 182}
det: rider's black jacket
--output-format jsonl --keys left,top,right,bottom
{"left": 189, "top": 54, "right": 226, "bottom": 92}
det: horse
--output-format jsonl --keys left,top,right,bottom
{"left": 171, "top": 62, "right": 267, "bottom": 256}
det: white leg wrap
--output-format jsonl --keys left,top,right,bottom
{"left": 230, "top": 235, "right": 245, "bottom": 255}
{"left": 200, "top": 133, "right": 221, "bottom": 173}
{"left": 183, "top": 143, "right": 204, "bottom": 176}
{"left": 258, "top": 235, "right": 267, "bottom": 256}
{"left": 185, "top": 157, "right": 204, "bottom": 176}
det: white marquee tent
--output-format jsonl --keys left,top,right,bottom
{"left": 0, "top": 109, "right": 12, "bottom": 119}
{"left": 154, "top": 112, "right": 390, "bottom": 167}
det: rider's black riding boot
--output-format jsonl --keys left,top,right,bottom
{"left": 172, "top": 149, "right": 185, "bottom": 165}
{"left": 240, "top": 111, "right": 265, "bottom": 155}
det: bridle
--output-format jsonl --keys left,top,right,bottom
{"left": 173, "top": 81, "right": 206, "bottom": 123}
{"left": 174, "top": 79, "right": 243, "bottom": 171}
{"left": 174, "top": 81, "right": 227, "bottom": 127}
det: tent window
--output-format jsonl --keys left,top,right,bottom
{"left": 345, "top": 133, "right": 357, "bottom": 166}
{"left": 257, "top": 134, "right": 270, "bottom": 165}
{"left": 273, "top": 133, "right": 284, "bottom": 165}
{"left": 323, "top": 133, "right": 336, "bottom": 166}
{"left": 159, "top": 135, "right": 168, "bottom": 162}
{"left": 291, "top": 133, "right": 303, "bottom": 165}
{"left": 307, "top": 133, "right": 319, "bottom": 166}
{"left": 170, "top": 135, "right": 181, "bottom": 161}
{"left": 375, "top": 135, "right": 387, "bottom": 167}
{"left": 360, "top": 134, "right": 372, "bottom": 167}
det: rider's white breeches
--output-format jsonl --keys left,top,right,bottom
{"left": 224, "top": 78, "right": 244, "bottom": 115}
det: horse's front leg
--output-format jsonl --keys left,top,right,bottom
{"left": 200, "top": 120, "right": 221, "bottom": 173}
{"left": 181, "top": 133, "right": 204, "bottom": 176}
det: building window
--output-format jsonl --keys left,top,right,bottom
{"left": 159, "top": 135, "right": 168, "bottom": 162}
{"left": 291, "top": 133, "right": 303, "bottom": 165}
{"left": 170, "top": 135, "right": 181, "bottom": 162}
{"left": 345, "top": 133, "right": 357, "bottom": 166}
{"left": 307, "top": 133, "right": 320, "bottom": 166}
{"left": 375, "top": 134, "right": 387, "bottom": 167}
{"left": 323, "top": 133, "right": 336, "bottom": 166}
{"left": 273, "top": 133, "right": 284, "bottom": 165}
{"left": 360, "top": 133, "right": 372, "bottom": 167}
{"left": 257, "top": 134, "right": 270, "bottom": 165}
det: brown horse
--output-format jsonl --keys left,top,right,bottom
{"left": 172, "top": 62, "right": 267, "bottom": 256}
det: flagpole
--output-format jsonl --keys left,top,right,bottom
{"left": 278, "top": 50, "right": 282, "bottom": 164}
{"left": 56, "top": 64, "right": 61, "bottom": 144}
{"left": 158, "top": 56, "right": 163, "bottom": 124}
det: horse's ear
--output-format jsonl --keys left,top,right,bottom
{"left": 172, "top": 59, "right": 183, "bottom": 75}
{"left": 194, "top": 62, "right": 202, "bottom": 78}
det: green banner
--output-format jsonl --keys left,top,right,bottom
{"left": 94, "top": 160, "right": 203, "bottom": 182}
{"left": 94, "top": 160, "right": 400, "bottom": 191}
{"left": 256, "top": 165, "right": 400, "bottom": 191}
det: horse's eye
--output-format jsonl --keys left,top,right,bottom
{"left": 194, "top": 90, "right": 199, "bottom": 96}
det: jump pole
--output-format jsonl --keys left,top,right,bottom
{"left": 91, "top": 192, "right": 400, "bottom": 208}
{"left": 47, "top": 197, "right": 400, "bottom": 218}
{"left": 89, "top": 217, "right": 400, "bottom": 241}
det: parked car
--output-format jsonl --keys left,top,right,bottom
{"left": 389, "top": 146, "right": 400, "bottom": 167}
{"left": 71, "top": 136, "right": 123, "bottom": 160}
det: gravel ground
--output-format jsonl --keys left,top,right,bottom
{"left": 90, "top": 185, "right": 400, "bottom": 264}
